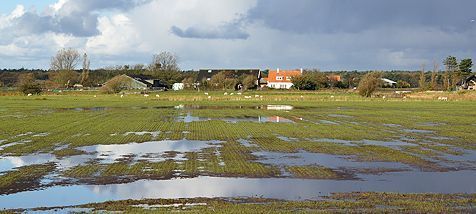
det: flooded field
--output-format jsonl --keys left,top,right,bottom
{"left": 0, "top": 94, "right": 475, "bottom": 211}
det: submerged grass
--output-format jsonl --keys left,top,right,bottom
{"left": 286, "top": 165, "right": 350, "bottom": 179}
{"left": 17, "top": 192, "right": 476, "bottom": 213}
{"left": 0, "top": 92, "right": 475, "bottom": 182}
{"left": 0, "top": 163, "right": 56, "bottom": 195}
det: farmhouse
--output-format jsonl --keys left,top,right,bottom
{"left": 197, "top": 69, "right": 261, "bottom": 82}
{"left": 267, "top": 69, "right": 303, "bottom": 89}
{"left": 381, "top": 78, "right": 397, "bottom": 88}
{"left": 106, "top": 74, "right": 167, "bottom": 90}
{"left": 459, "top": 75, "right": 476, "bottom": 90}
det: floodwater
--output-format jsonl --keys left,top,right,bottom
{"left": 79, "top": 140, "right": 222, "bottom": 163}
{"left": 253, "top": 150, "right": 409, "bottom": 170}
{"left": 1, "top": 171, "right": 476, "bottom": 209}
{"left": 56, "top": 105, "right": 297, "bottom": 112}
{"left": 0, "top": 140, "right": 223, "bottom": 172}
{"left": 176, "top": 113, "right": 295, "bottom": 123}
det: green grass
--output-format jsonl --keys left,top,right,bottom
{"left": 0, "top": 91, "right": 475, "bottom": 181}
{"left": 0, "top": 163, "right": 56, "bottom": 194}
{"left": 18, "top": 192, "right": 476, "bottom": 213}
{"left": 286, "top": 165, "right": 349, "bottom": 179}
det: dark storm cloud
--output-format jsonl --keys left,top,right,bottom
{"left": 7, "top": 0, "right": 151, "bottom": 37}
{"left": 171, "top": 20, "right": 250, "bottom": 40}
{"left": 247, "top": 0, "right": 476, "bottom": 33}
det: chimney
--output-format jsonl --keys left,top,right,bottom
{"left": 277, "top": 68, "right": 280, "bottom": 73}
{"left": 300, "top": 68, "right": 303, "bottom": 74}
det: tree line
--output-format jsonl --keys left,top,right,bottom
{"left": 0, "top": 48, "right": 472, "bottom": 96}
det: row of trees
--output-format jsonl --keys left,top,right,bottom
{"left": 200, "top": 72, "right": 257, "bottom": 91}
{"left": 416, "top": 56, "right": 473, "bottom": 91}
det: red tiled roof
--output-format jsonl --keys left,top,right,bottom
{"left": 268, "top": 69, "right": 302, "bottom": 82}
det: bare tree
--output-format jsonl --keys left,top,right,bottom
{"left": 150, "top": 51, "right": 179, "bottom": 71}
{"left": 418, "top": 64, "right": 426, "bottom": 90}
{"left": 80, "top": 53, "right": 90, "bottom": 85}
{"left": 50, "top": 48, "right": 81, "bottom": 71}
{"left": 430, "top": 62, "right": 439, "bottom": 90}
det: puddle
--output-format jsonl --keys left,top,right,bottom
{"left": 276, "top": 136, "right": 298, "bottom": 142}
{"left": 383, "top": 124, "right": 403, "bottom": 128}
{"left": 79, "top": 140, "right": 222, "bottom": 163}
{"left": 328, "top": 114, "right": 353, "bottom": 118}
{"left": 1, "top": 171, "right": 476, "bottom": 209}
{"left": 318, "top": 120, "right": 339, "bottom": 125}
{"left": 1, "top": 140, "right": 223, "bottom": 172}
{"left": 237, "top": 139, "right": 257, "bottom": 148}
{"left": 0, "top": 154, "right": 91, "bottom": 173}
{"left": 56, "top": 105, "right": 297, "bottom": 112}
{"left": 32, "top": 133, "right": 49, "bottom": 137}
{"left": 403, "top": 129, "right": 435, "bottom": 134}
{"left": 132, "top": 203, "right": 207, "bottom": 209}
{"left": 123, "top": 131, "right": 161, "bottom": 139}
{"left": 253, "top": 151, "right": 408, "bottom": 169}
{"left": 266, "top": 105, "right": 294, "bottom": 111}
{"left": 312, "top": 138, "right": 415, "bottom": 148}
{"left": 357, "top": 140, "right": 416, "bottom": 147}
{"left": 25, "top": 208, "right": 94, "bottom": 213}
{"left": 58, "top": 107, "right": 110, "bottom": 112}
{"left": 418, "top": 122, "right": 446, "bottom": 127}
{"left": 176, "top": 113, "right": 295, "bottom": 123}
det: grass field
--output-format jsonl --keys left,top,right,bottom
{"left": 0, "top": 90, "right": 475, "bottom": 211}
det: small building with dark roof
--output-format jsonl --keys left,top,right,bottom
{"left": 459, "top": 75, "right": 476, "bottom": 90}
{"left": 197, "top": 69, "right": 262, "bottom": 82}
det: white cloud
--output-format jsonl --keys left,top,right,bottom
{"left": 86, "top": 14, "right": 142, "bottom": 55}
{"left": 1, "top": 0, "right": 475, "bottom": 70}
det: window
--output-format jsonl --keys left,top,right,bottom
{"left": 276, "top": 76, "right": 283, "bottom": 80}
{"left": 286, "top": 76, "right": 291, "bottom": 80}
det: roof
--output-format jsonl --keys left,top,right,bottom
{"left": 381, "top": 78, "right": 397, "bottom": 84}
{"left": 267, "top": 69, "right": 303, "bottom": 83}
{"left": 197, "top": 69, "right": 260, "bottom": 82}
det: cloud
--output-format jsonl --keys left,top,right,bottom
{"left": 2, "top": 0, "right": 152, "bottom": 38}
{"left": 0, "top": 0, "right": 475, "bottom": 70}
{"left": 171, "top": 20, "right": 249, "bottom": 40}
{"left": 247, "top": 0, "right": 476, "bottom": 34}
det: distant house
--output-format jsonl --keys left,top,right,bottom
{"left": 172, "top": 83, "right": 184, "bottom": 91}
{"left": 381, "top": 78, "right": 397, "bottom": 88}
{"left": 105, "top": 74, "right": 167, "bottom": 90}
{"left": 267, "top": 69, "right": 303, "bottom": 89}
{"left": 197, "top": 69, "right": 261, "bottom": 82}
{"left": 459, "top": 75, "right": 476, "bottom": 90}
{"left": 328, "top": 75, "right": 341, "bottom": 82}
{"left": 197, "top": 69, "right": 263, "bottom": 89}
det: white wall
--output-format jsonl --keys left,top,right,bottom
{"left": 267, "top": 82, "right": 294, "bottom": 89}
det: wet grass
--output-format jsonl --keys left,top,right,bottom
{"left": 286, "top": 165, "right": 350, "bottom": 179}
{"left": 63, "top": 161, "right": 176, "bottom": 184}
{"left": 16, "top": 192, "right": 476, "bottom": 213}
{"left": 0, "top": 92, "right": 475, "bottom": 183}
{"left": 0, "top": 163, "right": 56, "bottom": 195}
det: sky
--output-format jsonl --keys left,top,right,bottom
{"left": 0, "top": 0, "right": 475, "bottom": 71}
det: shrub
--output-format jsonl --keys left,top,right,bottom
{"left": 17, "top": 73, "right": 42, "bottom": 95}
{"left": 358, "top": 72, "right": 382, "bottom": 97}
{"left": 101, "top": 75, "right": 132, "bottom": 94}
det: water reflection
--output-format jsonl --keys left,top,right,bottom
{"left": 79, "top": 140, "right": 222, "bottom": 163}
{"left": 176, "top": 113, "right": 295, "bottom": 123}
{"left": 253, "top": 151, "right": 408, "bottom": 169}
{"left": 1, "top": 171, "right": 476, "bottom": 209}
